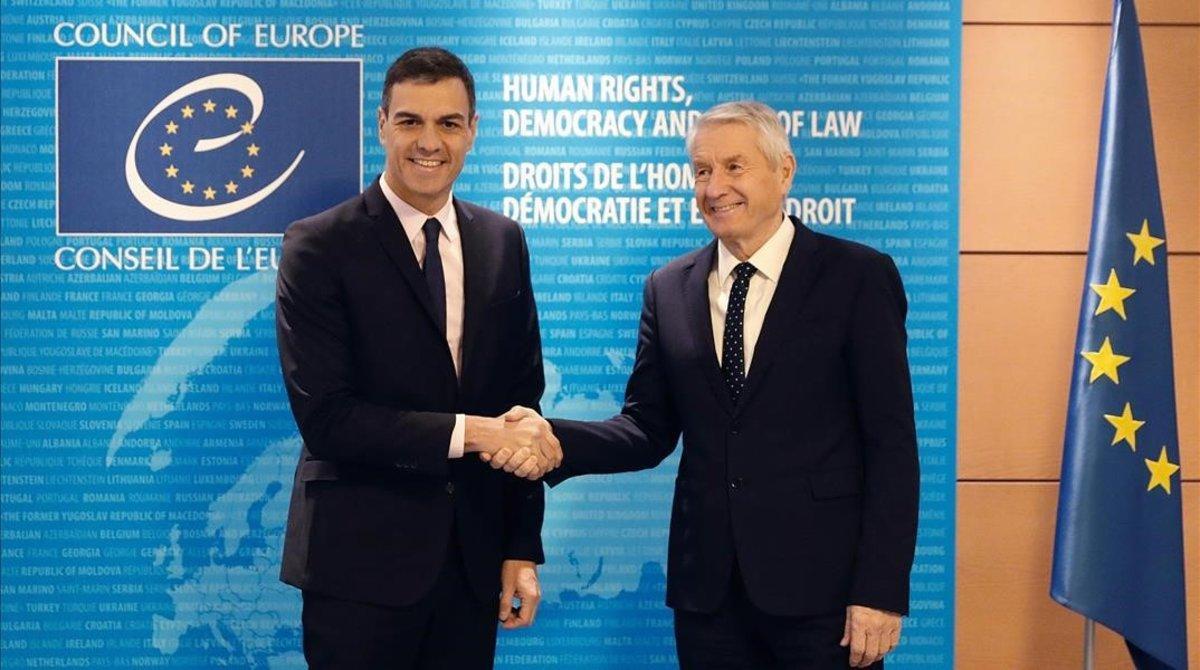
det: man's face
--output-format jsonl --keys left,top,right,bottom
{"left": 377, "top": 78, "right": 477, "bottom": 215}
{"left": 690, "top": 122, "right": 795, "bottom": 250}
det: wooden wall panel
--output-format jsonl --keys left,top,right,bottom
{"left": 965, "top": 0, "right": 1200, "bottom": 25}
{"left": 956, "top": 3, "right": 1198, "bottom": 668}
{"left": 961, "top": 25, "right": 1199, "bottom": 253}
{"left": 956, "top": 482, "right": 1199, "bottom": 668}
{"left": 959, "top": 255, "right": 1198, "bottom": 480}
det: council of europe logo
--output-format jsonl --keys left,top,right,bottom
{"left": 57, "top": 59, "right": 362, "bottom": 236}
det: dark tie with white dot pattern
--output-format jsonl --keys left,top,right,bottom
{"left": 722, "top": 261, "right": 757, "bottom": 403}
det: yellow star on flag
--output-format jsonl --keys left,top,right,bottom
{"left": 1126, "top": 220, "right": 1165, "bottom": 265}
{"left": 159, "top": 143, "right": 173, "bottom": 156}
{"left": 181, "top": 105, "right": 195, "bottom": 119}
{"left": 181, "top": 180, "right": 195, "bottom": 194}
{"left": 225, "top": 105, "right": 239, "bottom": 119}
{"left": 164, "top": 165, "right": 179, "bottom": 178}
{"left": 246, "top": 143, "right": 260, "bottom": 157}
{"left": 203, "top": 186, "right": 217, "bottom": 200}
{"left": 1090, "top": 269, "right": 1136, "bottom": 320}
{"left": 1103, "top": 402, "right": 1144, "bottom": 450}
{"left": 202, "top": 99, "right": 217, "bottom": 113}
{"left": 1144, "top": 446, "right": 1180, "bottom": 494}
{"left": 225, "top": 181, "right": 239, "bottom": 194}
{"left": 240, "top": 165, "right": 255, "bottom": 178}
{"left": 1081, "top": 337, "right": 1130, "bottom": 384}
{"left": 165, "top": 120, "right": 179, "bottom": 135}
{"left": 241, "top": 121, "right": 254, "bottom": 135}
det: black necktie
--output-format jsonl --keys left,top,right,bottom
{"left": 722, "top": 262, "right": 756, "bottom": 403}
{"left": 422, "top": 217, "right": 446, "bottom": 336}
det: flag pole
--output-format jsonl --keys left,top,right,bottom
{"left": 1083, "top": 617, "right": 1095, "bottom": 670}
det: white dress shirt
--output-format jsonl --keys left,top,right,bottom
{"left": 709, "top": 214, "right": 794, "bottom": 375}
{"left": 379, "top": 175, "right": 467, "bottom": 458}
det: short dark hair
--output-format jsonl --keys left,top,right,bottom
{"left": 380, "top": 47, "right": 476, "bottom": 117}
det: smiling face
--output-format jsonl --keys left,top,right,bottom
{"left": 377, "top": 77, "right": 477, "bottom": 215}
{"left": 690, "top": 121, "right": 795, "bottom": 259}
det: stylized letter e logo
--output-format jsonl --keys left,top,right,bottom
{"left": 125, "top": 73, "right": 304, "bottom": 222}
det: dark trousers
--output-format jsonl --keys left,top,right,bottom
{"left": 301, "top": 529, "right": 497, "bottom": 670}
{"left": 674, "top": 565, "right": 883, "bottom": 670}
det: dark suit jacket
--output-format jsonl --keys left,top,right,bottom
{"left": 546, "top": 217, "right": 919, "bottom": 617}
{"left": 276, "top": 178, "right": 545, "bottom": 608}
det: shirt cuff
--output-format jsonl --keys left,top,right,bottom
{"left": 448, "top": 413, "right": 465, "bottom": 459}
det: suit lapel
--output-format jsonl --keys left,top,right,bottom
{"left": 363, "top": 179, "right": 442, "bottom": 332}
{"left": 456, "top": 199, "right": 488, "bottom": 388}
{"left": 684, "top": 241, "right": 735, "bottom": 416}
{"left": 736, "top": 218, "right": 823, "bottom": 413}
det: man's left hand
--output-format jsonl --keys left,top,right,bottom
{"left": 499, "top": 560, "right": 540, "bottom": 629}
{"left": 840, "top": 604, "right": 902, "bottom": 667}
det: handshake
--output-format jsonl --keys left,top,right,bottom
{"left": 464, "top": 406, "right": 561, "bottom": 480}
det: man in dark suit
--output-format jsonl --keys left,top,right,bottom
{"left": 275, "top": 47, "right": 560, "bottom": 669}
{"left": 506, "top": 101, "right": 919, "bottom": 668}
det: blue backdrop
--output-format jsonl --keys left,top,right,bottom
{"left": 0, "top": 4, "right": 959, "bottom": 668}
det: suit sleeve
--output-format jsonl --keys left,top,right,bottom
{"left": 501, "top": 227, "right": 546, "bottom": 563}
{"left": 276, "top": 220, "right": 455, "bottom": 476}
{"left": 545, "top": 269, "right": 682, "bottom": 486}
{"left": 847, "top": 253, "right": 920, "bottom": 615}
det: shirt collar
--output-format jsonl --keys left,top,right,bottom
{"left": 379, "top": 174, "right": 459, "bottom": 244}
{"left": 716, "top": 213, "right": 794, "bottom": 284}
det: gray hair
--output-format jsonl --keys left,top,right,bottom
{"left": 685, "top": 100, "right": 793, "bottom": 169}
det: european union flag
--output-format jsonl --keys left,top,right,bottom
{"left": 57, "top": 59, "right": 362, "bottom": 235}
{"left": 1051, "top": 1, "right": 1189, "bottom": 668}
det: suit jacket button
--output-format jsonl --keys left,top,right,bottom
{"left": 445, "top": 482, "right": 456, "bottom": 495}
{"left": 729, "top": 478, "right": 744, "bottom": 491}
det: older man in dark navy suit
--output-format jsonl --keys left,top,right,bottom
{"left": 506, "top": 101, "right": 919, "bottom": 669}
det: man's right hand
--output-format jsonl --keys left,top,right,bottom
{"left": 498, "top": 406, "right": 561, "bottom": 472}
{"left": 465, "top": 410, "right": 559, "bottom": 480}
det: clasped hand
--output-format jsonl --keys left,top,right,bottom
{"left": 476, "top": 406, "right": 561, "bottom": 480}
